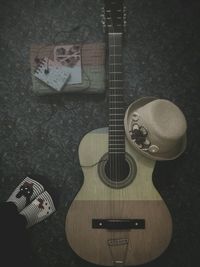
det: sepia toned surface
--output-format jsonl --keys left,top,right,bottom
{"left": 0, "top": 0, "right": 200, "bottom": 266}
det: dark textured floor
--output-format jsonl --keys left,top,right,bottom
{"left": 0, "top": 0, "right": 200, "bottom": 266}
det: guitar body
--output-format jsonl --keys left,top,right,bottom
{"left": 65, "top": 128, "right": 172, "bottom": 266}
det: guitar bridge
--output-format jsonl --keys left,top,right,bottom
{"left": 92, "top": 219, "right": 145, "bottom": 229}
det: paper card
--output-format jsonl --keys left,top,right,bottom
{"left": 54, "top": 45, "right": 82, "bottom": 84}
{"left": 34, "top": 57, "right": 71, "bottom": 91}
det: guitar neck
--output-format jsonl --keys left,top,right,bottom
{"left": 108, "top": 32, "right": 125, "bottom": 157}
{"left": 102, "top": 0, "right": 126, "bottom": 159}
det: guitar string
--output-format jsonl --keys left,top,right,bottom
{"left": 109, "top": 10, "right": 124, "bottom": 243}
{"left": 113, "top": 31, "right": 117, "bottom": 194}
{"left": 109, "top": 11, "right": 117, "bottom": 208}
{"left": 112, "top": 8, "right": 126, "bottom": 250}
{"left": 112, "top": 33, "right": 123, "bottom": 190}
{"left": 110, "top": 12, "right": 119, "bottom": 192}
{"left": 109, "top": 11, "right": 115, "bottom": 242}
{"left": 109, "top": 15, "right": 114, "bottom": 225}
{"left": 107, "top": 5, "right": 125, "bottom": 247}
{"left": 112, "top": 16, "right": 116, "bottom": 245}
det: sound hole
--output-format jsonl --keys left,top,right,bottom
{"left": 105, "top": 156, "right": 130, "bottom": 182}
{"left": 98, "top": 153, "right": 137, "bottom": 189}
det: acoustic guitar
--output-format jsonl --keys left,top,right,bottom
{"left": 65, "top": 0, "right": 172, "bottom": 265}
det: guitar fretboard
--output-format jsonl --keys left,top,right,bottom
{"left": 108, "top": 33, "right": 125, "bottom": 159}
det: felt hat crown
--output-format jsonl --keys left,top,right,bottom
{"left": 124, "top": 97, "right": 187, "bottom": 160}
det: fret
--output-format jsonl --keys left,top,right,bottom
{"left": 109, "top": 90, "right": 123, "bottom": 92}
{"left": 109, "top": 124, "right": 124, "bottom": 127}
{"left": 109, "top": 85, "right": 123, "bottom": 87}
{"left": 109, "top": 141, "right": 125, "bottom": 143}
{"left": 109, "top": 147, "right": 125, "bottom": 152}
{"left": 109, "top": 140, "right": 125, "bottom": 143}
{"left": 109, "top": 69, "right": 123, "bottom": 73}
{"left": 109, "top": 94, "right": 123, "bottom": 96}
{"left": 109, "top": 149, "right": 125, "bottom": 152}
{"left": 109, "top": 144, "right": 123, "bottom": 148}
{"left": 109, "top": 119, "right": 124, "bottom": 121}
{"left": 109, "top": 104, "right": 124, "bottom": 107}
{"left": 109, "top": 80, "right": 123, "bottom": 82}
{"left": 109, "top": 101, "right": 124, "bottom": 103}
{"left": 109, "top": 88, "right": 123, "bottom": 90}
{"left": 109, "top": 127, "right": 124, "bottom": 130}
{"left": 109, "top": 129, "right": 124, "bottom": 134}
{"left": 108, "top": 32, "right": 122, "bottom": 35}
{"left": 109, "top": 148, "right": 125, "bottom": 151}
{"left": 109, "top": 72, "right": 123, "bottom": 75}
{"left": 109, "top": 55, "right": 122, "bottom": 57}
{"left": 109, "top": 101, "right": 124, "bottom": 104}
{"left": 109, "top": 134, "right": 124, "bottom": 137}
{"left": 109, "top": 109, "right": 124, "bottom": 112}
{"left": 109, "top": 142, "right": 125, "bottom": 144}
{"left": 109, "top": 122, "right": 124, "bottom": 124}
{"left": 109, "top": 149, "right": 125, "bottom": 151}
{"left": 109, "top": 130, "right": 124, "bottom": 133}
{"left": 109, "top": 129, "right": 124, "bottom": 131}
{"left": 109, "top": 144, "right": 124, "bottom": 149}
{"left": 109, "top": 72, "right": 122, "bottom": 74}
{"left": 109, "top": 123, "right": 124, "bottom": 125}
{"left": 109, "top": 113, "right": 124, "bottom": 116}
{"left": 107, "top": 25, "right": 123, "bottom": 30}
{"left": 109, "top": 107, "right": 124, "bottom": 109}
{"left": 109, "top": 114, "right": 124, "bottom": 116}
{"left": 109, "top": 112, "right": 124, "bottom": 115}
{"left": 109, "top": 152, "right": 124, "bottom": 154}
{"left": 109, "top": 141, "right": 125, "bottom": 144}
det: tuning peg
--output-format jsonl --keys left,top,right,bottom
{"left": 101, "top": 15, "right": 105, "bottom": 23}
{"left": 123, "top": 6, "right": 127, "bottom": 15}
{"left": 101, "top": 16, "right": 106, "bottom": 32}
{"left": 101, "top": 19, "right": 105, "bottom": 26}
{"left": 124, "top": 21, "right": 127, "bottom": 32}
{"left": 101, "top": 7, "right": 105, "bottom": 15}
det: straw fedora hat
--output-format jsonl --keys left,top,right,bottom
{"left": 124, "top": 97, "right": 187, "bottom": 160}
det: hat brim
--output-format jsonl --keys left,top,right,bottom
{"left": 124, "top": 96, "right": 187, "bottom": 161}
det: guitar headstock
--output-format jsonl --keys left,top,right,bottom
{"left": 101, "top": 0, "right": 126, "bottom": 34}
